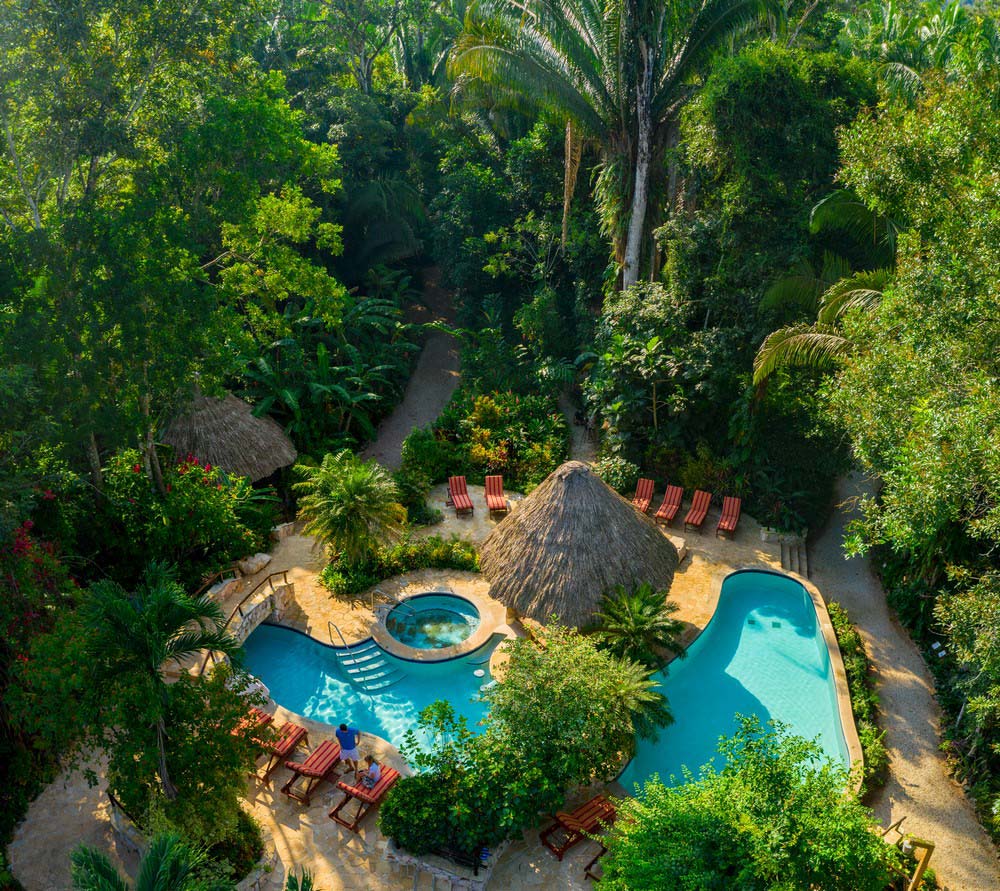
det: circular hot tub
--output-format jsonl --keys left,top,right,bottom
{"left": 385, "top": 593, "right": 482, "bottom": 649}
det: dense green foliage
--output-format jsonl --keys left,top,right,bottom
{"left": 399, "top": 387, "right": 569, "bottom": 493}
{"left": 319, "top": 535, "right": 479, "bottom": 595}
{"left": 6, "top": 0, "right": 1000, "bottom": 876}
{"left": 601, "top": 718, "right": 901, "bottom": 890}
{"left": 828, "top": 602, "right": 889, "bottom": 792}
{"left": 379, "top": 625, "right": 669, "bottom": 858}
{"left": 9, "top": 567, "right": 262, "bottom": 864}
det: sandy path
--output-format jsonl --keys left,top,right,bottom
{"left": 361, "top": 268, "right": 459, "bottom": 471}
{"left": 811, "top": 473, "right": 1000, "bottom": 891}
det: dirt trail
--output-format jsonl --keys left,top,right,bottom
{"left": 811, "top": 473, "right": 1000, "bottom": 891}
{"left": 361, "top": 267, "right": 459, "bottom": 470}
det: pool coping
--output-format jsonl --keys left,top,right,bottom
{"left": 617, "top": 567, "right": 864, "bottom": 793}
{"left": 370, "top": 588, "right": 508, "bottom": 663}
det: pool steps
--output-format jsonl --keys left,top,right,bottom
{"left": 328, "top": 625, "right": 405, "bottom": 693}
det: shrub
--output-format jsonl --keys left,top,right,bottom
{"left": 380, "top": 627, "right": 670, "bottom": 861}
{"left": 678, "top": 443, "right": 736, "bottom": 499}
{"left": 592, "top": 454, "right": 640, "bottom": 494}
{"left": 99, "top": 450, "right": 265, "bottom": 587}
{"left": 828, "top": 601, "right": 888, "bottom": 792}
{"left": 404, "top": 388, "right": 568, "bottom": 493}
{"left": 392, "top": 465, "right": 442, "bottom": 527}
{"left": 207, "top": 809, "right": 264, "bottom": 881}
{"left": 319, "top": 535, "right": 479, "bottom": 596}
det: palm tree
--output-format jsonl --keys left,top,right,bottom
{"left": 71, "top": 833, "right": 225, "bottom": 891}
{"left": 753, "top": 257, "right": 891, "bottom": 387}
{"left": 611, "top": 656, "right": 673, "bottom": 745}
{"left": 293, "top": 450, "right": 407, "bottom": 565}
{"left": 451, "top": 0, "right": 774, "bottom": 287}
{"left": 84, "top": 564, "right": 241, "bottom": 800}
{"left": 593, "top": 582, "right": 687, "bottom": 668}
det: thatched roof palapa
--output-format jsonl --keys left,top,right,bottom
{"left": 479, "top": 461, "right": 679, "bottom": 627}
{"left": 161, "top": 393, "right": 297, "bottom": 482}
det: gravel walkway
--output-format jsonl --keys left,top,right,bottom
{"left": 361, "top": 267, "right": 459, "bottom": 471}
{"left": 811, "top": 473, "right": 1000, "bottom": 891}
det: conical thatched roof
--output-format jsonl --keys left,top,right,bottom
{"left": 161, "top": 393, "right": 297, "bottom": 482}
{"left": 479, "top": 461, "right": 679, "bottom": 627}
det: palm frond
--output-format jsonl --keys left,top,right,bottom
{"left": 753, "top": 323, "right": 853, "bottom": 386}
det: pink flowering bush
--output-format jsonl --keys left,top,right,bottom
{"left": 102, "top": 450, "right": 269, "bottom": 586}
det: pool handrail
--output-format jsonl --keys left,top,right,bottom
{"left": 371, "top": 586, "right": 418, "bottom": 620}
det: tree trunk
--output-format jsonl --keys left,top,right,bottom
{"left": 86, "top": 431, "right": 104, "bottom": 493}
{"left": 140, "top": 379, "right": 166, "bottom": 496}
{"left": 156, "top": 717, "right": 179, "bottom": 800}
{"left": 622, "top": 41, "right": 654, "bottom": 289}
{"left": 562, "top": 120, "right": 583, "bottom": 247}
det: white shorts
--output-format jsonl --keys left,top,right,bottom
{"left": 342, "top": 747, "right": 360, "bottom": 761}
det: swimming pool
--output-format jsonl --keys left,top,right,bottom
{"left": 386, "top": 593, "right": 481, "bottom": 649}
{"left": 618, "top": 570, "right": 850, "bottom": 790}
{"left": 242, "top": 624, "right": 497, "bottom": 751}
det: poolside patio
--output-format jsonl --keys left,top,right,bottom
{"left": 10, "top": 485, "right": 788, "bottom": 890}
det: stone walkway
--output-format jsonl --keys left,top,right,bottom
{"left": 811, "top": 473, "right": 1000, "bottom": 891}
{"left": 360, "top": 268, "right": 459, "bottom": 471}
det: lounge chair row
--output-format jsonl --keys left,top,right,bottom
{"left": 236, "top": 710, "right": 400, "bottom": 831}
{"left": 448, "top": 475, "right": 510, "bottom": 516}
{"left": 632, "top": 478, "right": 741, "bottom": 538}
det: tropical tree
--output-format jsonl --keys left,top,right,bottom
{"left": 293, "top": 451, "right": 407, "bottom": 564}
{"left": 592, "top": 582, "right": 687, "bottom": 669}
{"left": 82, "top": 564, "right": 241, "bottom": 800}
{"left": 753, "top": 261, "right": 891, "bottom": 386}
{"left": 609, "top": 655, "right": 675, "bottom": 744}
{"left": 451, "top": 0, "right": 775, "bottom": 286}
{"left": 71, "top": 833, "right": 227, "bottom": 891}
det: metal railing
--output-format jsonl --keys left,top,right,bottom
{"left": 370, "top": 585, "right": 417, "bottom": 619}
{"left": 198, "top": 570, "right": 290, "bottom": 676}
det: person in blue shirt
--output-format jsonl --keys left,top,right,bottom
{"left": 336, "top": 723, "right": 361, "bottom": 772}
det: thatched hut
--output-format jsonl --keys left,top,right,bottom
{"left": 161, "top": 393, "right": 297, "bottom": 482}
{"left": 479, "top": 461, "right": 679, "bottom": 627}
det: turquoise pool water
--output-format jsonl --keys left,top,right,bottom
{"left": 386, "top": 593, "right": 481, "bottom": 649}
{"left": 618, "top": 570, "right": 850, "bottom": 789}
{"left": 242, "top": 625, "right": 496, "bottom": 751}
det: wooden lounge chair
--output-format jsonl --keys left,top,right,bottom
{"left": 632, "top": 478, "right": 655, "bottom": 513}
{"left": 654, "top": 484, "right": 684, "bottom": 525}
{"left": 684, "top": 489, "right": 712, "bottom": 532}
{"left": 328, "top": 765, "right": 401, "bottom": 832}
{"left": 280, "top": 739, "right": 342, "bottom": 805}
{"left": 716, "top": 496, "right": 742, "bottom": 538}
{"left": 584, "top": 844, "right": 608, "bottom": 881}
{"left": 258, "top": 721, "right": 308, "bottom": 782}
{"left": 448, "top": 476, "right": 474, "bottom": 515}
{"left": 540, "top": 794, "right": 616, "bottom": 861}
{"left": 485, "top": 475, "right": 508, "bottom": 514}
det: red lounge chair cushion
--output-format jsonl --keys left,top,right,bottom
{"left": 485, "top": 475, "right": 507, "bottom": 511}
{"left": 655, "top": 485, "right": 683, "bottom": 521}
{"left": 685, "top": 490, "right": 711, "bottom": 526}
{"left": 558, "top": 795, "right": 616, "bottom": 833}
{"left": 336, "top": 765, "right": 400, "bottom": 803}
{"left": 449, "top": 477, "right": 474, "bottom": 512}
{"left": 718, "top": 496, "right": 741, "bottom": 532}
{"left": 269, "top": 722, "right": 307, "bottom": 757}
{"left": 632, "top": 478, "right": 654, "bottom": 511}
{"left": 286, "top": 739, "right": 341, "bottom": 778}
{"left": 233, "top": 706, "right": 272, "bottom": 737}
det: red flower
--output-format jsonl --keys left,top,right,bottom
{"left": 42, "top": 489, "right": 56, "bottom": 500}
{"left": 132, "top": 464, "right": 141, "bottom": 473}
{"left": 216, "top": 483, "right": 223, "bottom": 490}
{"left": 204, "top": 463, "right": 212, "bottom": 472}
{"left": 22, "top": 520, "right": 33, "bottom": 531}
{"left": 178, "top": 466, "right": 187, "bottom": 474}
{"left": 166, "top": 483, "right": 172, "bottom": 492}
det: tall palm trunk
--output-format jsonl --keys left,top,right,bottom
{"left": 623, "top": 39, "right": 654, "bottom": 289}
{"left": 156, "top": 717, "right": 178, "bottom": 800}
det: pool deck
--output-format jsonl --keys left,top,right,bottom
{"left": 12, "top": 483, "right": 949, "bottom": 890}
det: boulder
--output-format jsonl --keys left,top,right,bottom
{"left": 238, "top": 552, "right": 272, "bottom": 575}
